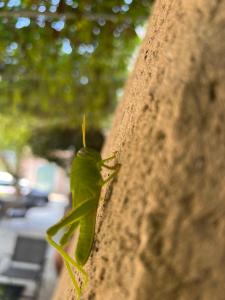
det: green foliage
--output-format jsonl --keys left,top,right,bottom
{"left": 0, "top": 0, "right": 153, "bottom": 161}
{"left": 0, "top": 113, "right": 32, "bottom": 152}
{"left": 29, "top": 124, "right": 104, "bottom": 166}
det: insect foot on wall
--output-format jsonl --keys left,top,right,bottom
{"left": 46, "top": 115, "right": 120, "bottom": 299}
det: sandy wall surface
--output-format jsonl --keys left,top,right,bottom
{"left": 53, "top": 0, "right": 225, "bottom": 299}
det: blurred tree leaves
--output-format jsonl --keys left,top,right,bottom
{"left": 29, "top": 124, "right": 104, "bottom": 167}
{"left": 0, "top": 113, "right": 32, "bottom": 152}
{"left": 0, "top": 0, "right": 153, "bottom": 163}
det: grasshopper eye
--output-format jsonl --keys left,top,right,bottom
{"left": 77, "top": 148, "right": 86, "bottom": 157}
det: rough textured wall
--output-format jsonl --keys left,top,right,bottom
{"left": 53, "top": 0, "right": 225, "bottom": 299}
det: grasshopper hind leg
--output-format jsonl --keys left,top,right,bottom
{"left": 60, "top": 222, "right": 79, "bottom": 247}
{"left": 46, "top": 199, "right": 97, "bottom": 297}
{"left": 64, "top": 260, "right": 88, "bottom": 299}
{"left": 65, "top": 260, "right": 81, "bottom": 299}
{"left": 46, "top": 234, "right": 88, "bottom": 299}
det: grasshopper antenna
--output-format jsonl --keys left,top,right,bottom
{"left": 82, "top": 114, "right": 87, "bottom": 148}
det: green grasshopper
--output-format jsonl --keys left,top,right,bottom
{"left": 46, "top": 116, "right": 120, "bottom": 299}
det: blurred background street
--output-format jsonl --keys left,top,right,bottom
{"left": 0, "top": 164, "right": 69, "bottom": 300}
{"left": 0, "top": 194, "right": 68, "bottom": 300}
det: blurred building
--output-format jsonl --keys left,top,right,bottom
{"left": 21, "top": 153, "right": 69, "bottom": 195}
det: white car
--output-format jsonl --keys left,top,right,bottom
{"left": 0, "top": 171, "right": 17, "bottom": 203}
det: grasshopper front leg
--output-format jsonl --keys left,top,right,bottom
{"left": 101, "top": 151, "right": 118, "bottom": 163}
{"left": 101, "top": 163, "right": 121, "bottom": 185}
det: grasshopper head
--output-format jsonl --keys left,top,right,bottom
{"left": 77, "top": 147, "right": 102, "bottom": 162}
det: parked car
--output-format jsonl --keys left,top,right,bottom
{"left": 0, "top": 171, "right": 17, "bottom": 202}
{"left": 0, "top": 171, "right": 49, "bottom": 218}
{"left": 24, "top": 188, "right": 49, "bottom": 208}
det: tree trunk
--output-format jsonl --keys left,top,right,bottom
{"left": 52, "top": 0, "right": 225, "bottom": 299}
